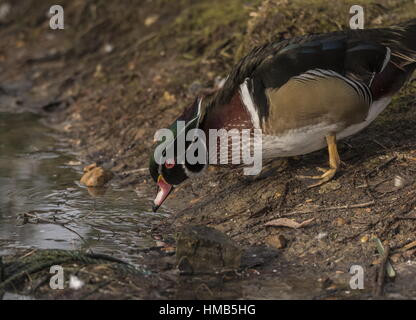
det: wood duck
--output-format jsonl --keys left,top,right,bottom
{"left": 149, "top": 20, "right": 416, "bottom": 212}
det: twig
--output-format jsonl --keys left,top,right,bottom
{"left": 121, "top": 168, "right": 148, "bottom": 175}
{"left": 277, "top": 181, "right": 289, "bottom": 211}
{"left": 372, "top": 139, "right": 389, "bottom": 151}
{"left": 365, "top": 156, "right": 397, "bottom": 177}
{"left": 77, "top": 208, "right": 96, "bottom": 222}
{"left": 283, "top": 201, "right": 375, "bottom": 216}
{"left": 136, "top": 32, "right": 157, "bottom": 49}
{"left": 249, "top": 205, "right": 270, "bottom": 218}
{"left": 356, "top": 178, "right": 388, "bottom": 189}
{"left": 22, "top": 212, "right": 85, "bottom": 241}
{"left": 18, "top": 249, "right": 38, "bottom": 260}
{"left": 374, "top": 245, "right": 390, "bottom": 297}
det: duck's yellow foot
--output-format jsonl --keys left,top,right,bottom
{"left": 296, "top": 133, "right": 340, "bottom": 188}
{"left": 297, "top": 167, "right": 338, "bottom": 188}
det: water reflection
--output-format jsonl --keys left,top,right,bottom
{"left": 0, "top": 113, "right": 164, "bottom": 265}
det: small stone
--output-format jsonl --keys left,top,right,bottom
{"left": 80, "top": 164, "right": 113, "bottom": 187}
{"left": 334, "top": 217, "right": 346, "bottom": 226}
{"left": 317, "top": 232, "right": 328, "bottom": 240}
{"left": 103, "top": 43, "right": 113, "bottom": 53}
{"left": 266, "top": 234, "right": 287, "bottom": 249}
{"left": 175, "top": 225, "right": 242, "bottom": 274}
{"left": 318, "top": 180, "right": 341, "bottom": 194}
{"left": 144, "top": 14, "right": 159, "bottom": 26}
{"left": 360, "top": 235, "right": 369, "bottom": 243}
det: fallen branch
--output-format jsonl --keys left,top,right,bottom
{"left": 22, "top": 212, "right": 84, "bottom": 241}
{"left": 283, "top": 201, "right": 375, "bottom": 216}
{"left": 121, "top": 168, "right": 149, "bottom": 175}
{"left": 265, "top": 217, "right": 315, "bottom": 229}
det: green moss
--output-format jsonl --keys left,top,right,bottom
{"left": 169, "top": 0, "right": 261, "bottom": 57}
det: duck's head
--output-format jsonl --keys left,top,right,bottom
{"left": 149, "top": 97, "right": 207, "bottom": 212}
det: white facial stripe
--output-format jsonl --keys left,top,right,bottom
{"left": 239, "top": 79, "right": 260, "bottom": 129}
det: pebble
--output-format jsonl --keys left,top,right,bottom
{"left": 317, "top": 232, "right": 328, "bottom": 240}
{"left": 266, "top": 234, "right": 287, "bottom": 249}
{"left": 318, "top": 180, "right": 341, "bottom": 194}
{"left": 334, "top": 217, "right": 346, "bottom": 226}
{"left": 80, "top": 163, "right": 113, "bottom": 187}
{"left": 144, "top": 14, "right": 159, "bottom": 27}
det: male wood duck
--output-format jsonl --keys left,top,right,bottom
{"left": 149, "top": 20, "right": 416, "bottom": 212}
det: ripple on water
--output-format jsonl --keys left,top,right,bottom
{"left": 0, "top": 112, "right": 165, "bottom": 266}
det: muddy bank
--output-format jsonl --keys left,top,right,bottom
{"left": 1, "top": 0, "right": 416, "bottom": 299}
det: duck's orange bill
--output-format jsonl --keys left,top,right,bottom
{"left": 152, "top": 175, "right": 173, "bottom": 212}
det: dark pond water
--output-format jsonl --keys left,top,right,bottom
{"left": 0, "top": 112, "right": 168, "bottom": 266}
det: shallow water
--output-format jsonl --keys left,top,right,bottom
{"left": 0, "top": 112, "right": 167, "bottom": 265}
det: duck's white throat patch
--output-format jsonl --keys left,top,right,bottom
{"left": 239, "top": 79, "right": 261, "bottom": 129}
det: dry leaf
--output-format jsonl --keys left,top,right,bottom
{"left": 265, "top": 217, "right": 315, "bottom": 229}
{"left": 144, "top": 15, "right": 159, "bottom": 27}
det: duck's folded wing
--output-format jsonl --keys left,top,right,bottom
{"left": 247, "top": 36, "right": 390, "bottom": 121}
{"left": 255, "top": 35, "right": 390, "bottom": 88}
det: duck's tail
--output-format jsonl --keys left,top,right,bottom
{"left": 382, "top": 19, "right": 416, "bottom": 71}
{"left": 400, "top": 19, "right": 416, "bottom": 50}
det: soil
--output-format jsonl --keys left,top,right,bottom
{"left": 1, "top": 0, "right": 416, "bottom": 299}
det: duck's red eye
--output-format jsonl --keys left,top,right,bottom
{"left": 165, "top": 159, "right": 175, "bottom": 169}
